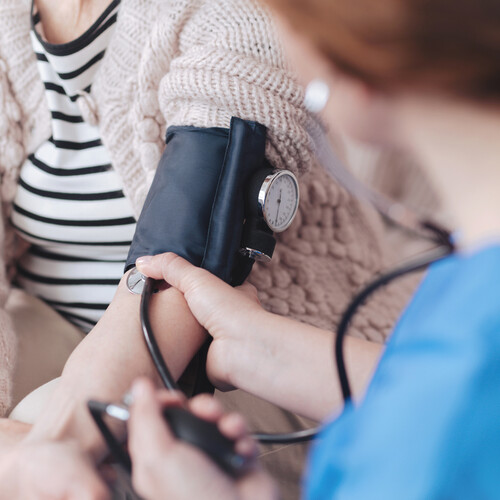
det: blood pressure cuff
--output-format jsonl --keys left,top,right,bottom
{"left": 125, "top": 117, "right": 269, "bottom": 285}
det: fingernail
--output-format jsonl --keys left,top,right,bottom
{"left": 136, "top": 256, "right": 153, "bottom": 267}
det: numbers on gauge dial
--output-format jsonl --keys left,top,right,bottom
{"left": 263, "top": 173, "right": 299, "bottom": 232}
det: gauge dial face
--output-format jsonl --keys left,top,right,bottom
{"left": 261, "top": 171, "right": 299, "bottom": 232}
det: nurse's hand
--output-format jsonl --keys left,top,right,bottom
{"left": 128, "top": 378, "right": 278, "bottom": 500}
{"left": 136, "top": 253, "right": 269, "bottom": 390}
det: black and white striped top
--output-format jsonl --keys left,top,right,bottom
{"left": 12, "top": 0, "right": 136, "bottom": 333}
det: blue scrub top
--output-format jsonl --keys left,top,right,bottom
{"left": 305, "top": 245, "right": 500, "bottom": 499}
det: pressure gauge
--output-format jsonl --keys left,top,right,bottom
{"left": 258, "top": 170, "right": 300, "bottom": 232}
{"left": 239, "top": 169, "right": 300, "bottom": 264}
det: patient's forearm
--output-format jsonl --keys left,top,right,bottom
{"left": 223, "top": 311, "right": 383, "bottom": 422}
{"left": 26, "top": 275, "right": 205, "bottom": 458}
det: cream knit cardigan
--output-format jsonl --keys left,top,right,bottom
{"left": 0, "top": 0, "right": 416, "bottom": 415}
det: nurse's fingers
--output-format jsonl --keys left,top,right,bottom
{"left": 136, "top": 253, "right": 229, "bottom": 298}
{"left": 128, "top": 378, "right": 179, "bottom": 462}
{"left": 187, "top": 396, "right": 258, "bottom": 459}
{"left": 137, "top": 253, "right": 259, "bottom": 302}
{"left": 187, "top": 393, "right": 225, "bottom": 422}
{"left": 136, "top": 253, "right": 264, "bottom": 334}
{"left": 148, "top": 390, "right": 254, "bottom": 455}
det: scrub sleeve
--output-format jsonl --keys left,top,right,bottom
{"left": 306, "top": 245, "right": 500, "bottom": 499}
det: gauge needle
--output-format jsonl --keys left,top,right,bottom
{"left": 276, "top": 190, "right": 282, "bottom": 221}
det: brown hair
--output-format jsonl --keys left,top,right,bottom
{"left": 265, "top": 0, "right": 500, "bottom": 100}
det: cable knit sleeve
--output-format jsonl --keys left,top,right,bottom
{"left": 0, "top": 58, "right": 22, "bottom": 416}
{"left": 0, "top": 0, "right": 54, "bottom": 415}
{"left": 153, "top": 0, "right": 312, "bottom": 174}
{"left": 96, "top": 0, "right": 312, "bottom": 217}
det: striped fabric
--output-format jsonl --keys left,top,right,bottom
{"left": 11, "top": 0, "right": 137, "bottom": 333}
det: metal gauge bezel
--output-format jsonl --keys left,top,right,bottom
{"left": 257, "top": 170, "right": 300, "bottom": 233}
{"left": 127, "top": 267, "right": 147, "bottom": 295}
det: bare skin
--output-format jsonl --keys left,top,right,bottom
{"left": 35, "top": 0, "right": 112, "bottom": 44}
{"left": 25, "top": 276, "right": 205, "bottom": 459}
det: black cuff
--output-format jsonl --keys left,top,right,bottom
{"left": 125, "top": 117, "right": 269, "bottom": 285}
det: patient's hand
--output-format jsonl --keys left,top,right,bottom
{"left": 0, "top": 439, "right": 110, "bottom": 500}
